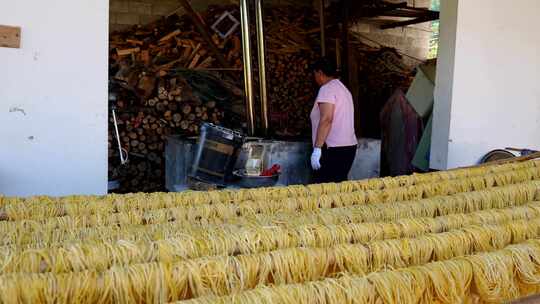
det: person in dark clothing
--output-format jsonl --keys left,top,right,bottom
{"left": 309, "top": 58, "right": 357, "bottom": 184}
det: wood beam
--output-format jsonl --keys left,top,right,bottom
{"left": 379, "top": 13, "right": 439, "bottom": 29}
{"left": 340, "top": 0, "right": 350, "bottom": 85}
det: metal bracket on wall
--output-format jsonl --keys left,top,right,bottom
{"left": 211, "top": 11, "right": 240, "bottom": 39}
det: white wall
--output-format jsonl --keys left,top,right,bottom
{"left": 431, "top": 0, "right": 540, "bottom": 169}
{"left": 0, "top": 0, "right": 109, "bottom": 196}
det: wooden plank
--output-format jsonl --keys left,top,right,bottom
{"left": 186, "top": 43, "right": 202, "bottom": 64}
{"left": 156, "top": 58, "right": 182, "bottom": 72}
{"left": 180, "top": 46, "right": 193, "bottom": 62}
{"left": 117, "top": 47, "right": 140, "bottom": 56}
{"left": 196, "top": 56, "right": 214, "bottom": 69}
{"left": 126, "top": 39, "right": 144, "bottom": 46}
{"left": 178, "top": 0, "right": 231, "bottom": 69}
{"left": 188, "top": 54, "right": 201, "bottom": 69}
{"left": 0, "top": 25, "right": 21, "bottom": 49}
{"left": 380, "top": 15, "right": 438, "bottom": 29}
{"left": 159, "top": 29, "right": 181, "bottom": 43}
{"left": 140, "top": 50, "right": 150, "bottom": 65}
{"left": 341, "top": 0, "right": 350, "bottom": 85}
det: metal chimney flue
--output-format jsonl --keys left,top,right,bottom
{"left": 239, "top": 0, "right": 269, "bottom": 136}
{"left": 240, "top": 0, "right": 256, "bottom": 136}
{"left": 255, "top": 0, "right": 269, "bottom": 135}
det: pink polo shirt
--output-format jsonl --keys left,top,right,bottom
{"left": 310, "top": 79, "right": 357, "bottom": 147}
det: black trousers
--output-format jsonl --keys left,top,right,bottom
{"left": 313, "top": 145, "right": 357, "bottom": 184}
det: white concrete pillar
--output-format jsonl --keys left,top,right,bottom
{"left": 431, "top": 0, "right": 540, "bottom": 169}
{"left": 430, "top": 0, "right": 459, "bottom": 170}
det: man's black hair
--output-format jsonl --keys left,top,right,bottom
{"left": 310, "top": 57, "right": 338, "bottom": 77}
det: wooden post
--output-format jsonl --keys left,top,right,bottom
{"left": 335, "top": 39, "right": 341, "bottom": 68}
{"left": 319, "top": 0, "right": 326, "bottom": 57}
{"left": 340, "top": 0, "right": 350, "bottom": 85}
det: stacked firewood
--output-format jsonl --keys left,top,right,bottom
{"left": 108, "top": 4, "right": 344, "bottom": 191}
{"left": 354, "top": 46, "right": 415, "bottom": 139}
{"left": 108, "top": 9, "right": 242, "bottom": 193}
{"left": 267, "top": 53, "right": 317, "bottom": 137}
{"left": 108, "top": 74, "right": 230, "bottom": 193}
{"left": 264, "top": 8, "right": 321, "bottom": 138}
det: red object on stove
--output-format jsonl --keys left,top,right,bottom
{"left": 261, "top": 164, "right": 281, "bottom": 176}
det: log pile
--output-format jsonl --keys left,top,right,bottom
{"left": 344, "top": 32, "right": 416, "bottom": 138}
{"left": 108, "top": 5, "right": 326, "bottom": 192}
{"left": 108, "top": 8, "right": 242, "bottom": 193}
{"left": 353, "top": 45, "right": 415, "bottom": 138}
{"left": 264, "top": 8, "right": 321, "bottom": 137}
{"left": 267, "top": 53, "right": 317, "bottom": 137}
{"left": 108, "top": 76, "right": 230, "bottom": 193}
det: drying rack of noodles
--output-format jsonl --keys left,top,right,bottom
{"left": 1, "top": 157, "right": 540, "bottom": 303}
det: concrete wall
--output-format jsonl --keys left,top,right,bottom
{"left": 350, "top": 0, "right": 433, "bottom": 67}
{"left": 165, "top": 137, "right": 379, "bottom": 191}
{"left": 110, "top": 0, "right": 312, "bottom": 31}
{"left": 349, "top": 138, "right": 381, "bottom": 180}
{"left": 0, "top": 0, "right": 109, "bottom": 196}
{"left": 431, "top": 0, "right": 540, "bottom": 169}
{"left": 110, "top": 0, "right": 188, "bottom": 32}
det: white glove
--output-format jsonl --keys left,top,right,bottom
{"left": 311, "top": 147, "right": 322, "bottom": 170}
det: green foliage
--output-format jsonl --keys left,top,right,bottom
{"left": 428, "top": 0, "right": 441, "bottom": 59}
{"left": 431, "top": 0, "right": 441, "bottom": 10}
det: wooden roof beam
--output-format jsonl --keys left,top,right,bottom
{"left": 379, "top": 13, "right": 439, "bottom": 29}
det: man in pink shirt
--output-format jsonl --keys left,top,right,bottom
{"left": 310, "top": 58, "right": 357, "bottom": 183}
